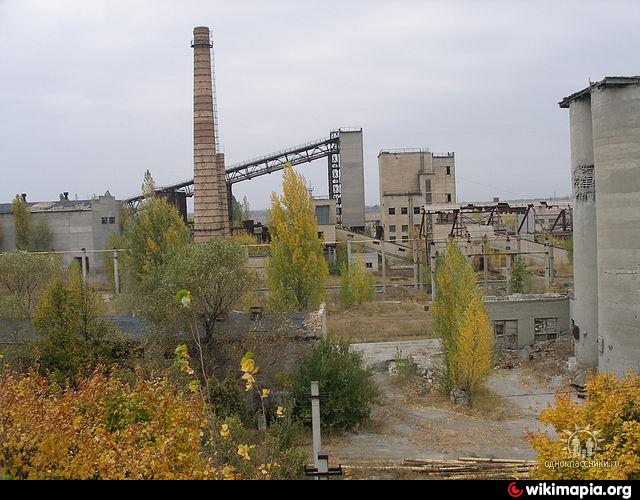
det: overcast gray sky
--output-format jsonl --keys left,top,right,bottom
{"left": 1, "top": 0, "right": 638, "bottom": 209}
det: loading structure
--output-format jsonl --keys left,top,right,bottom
{"left": 125, "top": 127, "right": 366, "bottom": 229}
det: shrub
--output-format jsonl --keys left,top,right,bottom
{"left": 292, "top": 339, "right": 378, "bottom": 431}
{"left": 208, "top": 377, "right": 247, "bottom": 419}
{"left": 338, "top": 257, "right": 376, "bottom": 309}
{"left": 0, "top": 369, "right": 213, "bottom": 480}
{"left": 511, "top": 257, "right": 532, "bottom": 294}
{"left": 528, "top": 373, "right": 640, "bottom": 480}
{"left": 33, "top": 271, "right": 113, "bottom": 382}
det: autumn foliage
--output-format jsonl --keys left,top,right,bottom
{"left": 528, "top": 373, "right": 640, "bottom": 480}
{"left": 0, "top": 369, "right": 213, "bottom": 480}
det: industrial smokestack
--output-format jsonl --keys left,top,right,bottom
{"left": 192, "top": 26, "right": 230, "bottom": 242}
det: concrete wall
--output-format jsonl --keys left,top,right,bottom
{"left": 568, "top": 96, "right": 599, "bottom": 368}
{"left": 484, "top": 295, "right": 570, "bottom": 349}
{"left": 592, "top": 84, "right": 640, "bottom": 376}
{"left": 350, "top": 252, "right": 379, "bottom": 272}
{"left": 339, "top": 130, "right": 366, "bottom": 229}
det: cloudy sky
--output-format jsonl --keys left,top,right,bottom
{"left": 1, "top": 0, "right": 638, "bottom": 209}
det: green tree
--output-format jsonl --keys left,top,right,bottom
{"left": 432, "top": 240, "right": 479, "bottom": 392}
{"left": 511, "top": 257, "right": 532, "bottom": 294}
{"left": 292, "top": 339, "right": 378, "bottom": 431}
{"left": 338, "top": 256, "right": 376, "bottom": 309}
{"left": 266, "top": 166, "right": 328, "bottom": 311}
{"left": 0, "top": 252, "right": 65, "bottom": 319}
{"left": 27, "top": 219, "right": 53, "bottom": 252}
{"left": 11, "top": 195, "right": 30, "bottom": 251}
{"left": 121, "top": 171, "right": 189, "bottom": 284}
{"left": 145, "top": 239, "right": 257, "bottom": 350}
{"left": 33, "top": 270, "right": 112, "bottom": 382}
{"left": 452, "top": 292, "right": 494, "bottom": 395}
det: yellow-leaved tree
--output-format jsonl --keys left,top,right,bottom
{"left": 528, "top": 373, "right": 640, "bottom": 480}
{"left": 266, "top": 165, "right": 328, "bottom": 311}
{"left": 121, "top": 171, "right": 190, "bottom": 284}
{"left": 432, "top": 239, "right": 479, "bottom": 392}
{"left": 452, "top": 292, "right": 494, "bottom": 394}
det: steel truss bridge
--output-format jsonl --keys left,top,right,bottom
{"left": 124, "top": 129, "right": 349, "bottom": 217}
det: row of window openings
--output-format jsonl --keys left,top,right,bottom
{"left": 387, "top": 195, "right": 452, "bottom": 216}
{"left": 101, "top": 217, "right": 116, "bottom": 225}
{"left": 388, "top": 224, "right": 420, "bottom": 234}
{"left": 389, "top": 236, "right": 410, "bottom": 243}
{"left": 494, "top": 318, "right": 559, "bottom": 341}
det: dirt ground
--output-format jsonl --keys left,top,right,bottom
{"left": 323, "top": 339, "right": 573, "bottom": 466}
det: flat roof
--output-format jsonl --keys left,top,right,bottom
{"left": 559, "top": 76, "right": 640, "bottom": 108}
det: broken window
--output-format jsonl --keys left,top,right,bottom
{"left": 534, "top": 318, "right": 558, "bottom": 341}
{"left": 402, "top": 225, "right": 409, "bottom": 233}
{"left": 446, "top": 166, "right": 451, "bottom": 176}
{"left": 388, "top": 208, "right": 396, "bottom": 216}
{"left": 425, "top": 180, "right": 432, "bottom": 205}
{"left": 446, "top": 194, "right": 452, "bottom": 203}
{"left": 494, "top": 320, "right": 518, "bottom": 349}
{"left": 414, "top": 207, "right": 421, "bottom": 215}
{"left": 366, "top": 262, "right": 373, "bottom": 269}
{"left": 389, "top": 225, "right": 396, "bottom": 233}
{"left": 401, "top": 207, "right": 408, "bottom": 215}
{"left": 390, "top": 236, "right": 397, "bottom": 242}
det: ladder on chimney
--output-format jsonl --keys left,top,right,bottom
{"left": 210, "top": 36, "right": 221, "bottom": 153}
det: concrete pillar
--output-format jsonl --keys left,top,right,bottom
{"left": 381, "top": 246, "right": 386, "bottom": 294}
{"left": 81, "top": 248, "right": 87, "bottom": 283}
{"left": 429, "top": 241, "right": 437, "bottom": 300}
{"left": 192, "top": 26, "right": 229, "bottom": 242}
{"left": 113, "top": 250, "right": 120, "bottom": 295}
{"left": 347, "top": 240, "right": 352, "bottom": 268}
{"left": 310, "top": 381, "right": 328, "bottom": 481}
{"left": 482, "top": 237, "right": 489, "bottom": 292}
{"left": 505, "top": 238, "right": 512, "bottom": 296}
{"left": 412, "top": 239, "right": 419, "bottom": 290}
{"left": 549, "top": 239, "right": 555, "bottom": 284}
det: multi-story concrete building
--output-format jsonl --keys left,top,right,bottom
{"left": 0, "top": 193, "right": 122, "bottom": 272}
{"left": 313, "top": 197, "right": 337, "bottom": 243}
{"left": 378, "top": 149, "right": 456, "bottom": 244}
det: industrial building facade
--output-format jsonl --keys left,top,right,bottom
{"left": 378, "top": 149, "right": 456, "bottom": 243}
{"left": 560, "top": 76, "right": 640, "bottom": 376}
{"left": 0, "top": 193, "right": 122, "bottom": 272}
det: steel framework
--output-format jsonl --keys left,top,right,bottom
{"left": 124, "top": 132, "right": 344, "bottom": 213}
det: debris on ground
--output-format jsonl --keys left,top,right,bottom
{"left": 449, "top": 389, "right": 471, "bottom": 409}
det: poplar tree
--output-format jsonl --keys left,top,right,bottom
{"left": 266, "top": 166, "right": 328, "bottom": 311}
{"left": 452, "top": 292, "right": 494, "bottom": 394}
{"left": 432, "top": 239, "right": 480, "bottom": 391}
{"left": 121, "top": 171, "right": 189, "bottom": 284}
{"left": 11, "top": 195, "right": 30, "bottom": 250}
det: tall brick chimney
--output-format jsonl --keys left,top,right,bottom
{"left": 192, "top": 26, "right": 230, "bottom": 242}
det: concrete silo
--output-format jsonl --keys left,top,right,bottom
{"left": 559, "top": 93, "right": 599, "bottom": 368}
{"left": 590, "top": 77, "right": 640, "bottom": 376}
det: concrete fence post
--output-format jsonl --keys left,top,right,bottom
{"left": 429, "top": 241, "right": 437, "bottom": 300}
{"left": 381, "top": 246, "right": 386, "bottom": 294}
{"left": 412, "top": 239, "right": 419, "bottom": 290}
{"left": 347, "top": 240, "right": 352, "bottom": 268}
{"left": 505, "top": 238, "right": 512, "bottom": 296}
{"left": 482, "top": 237, "right": 489, "bottom": 292}
{"left": 113, "top": 250, "right": 120, "bottom": 295}
{"left": 81, "top": 248, "right": 87, "bottom": 283}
